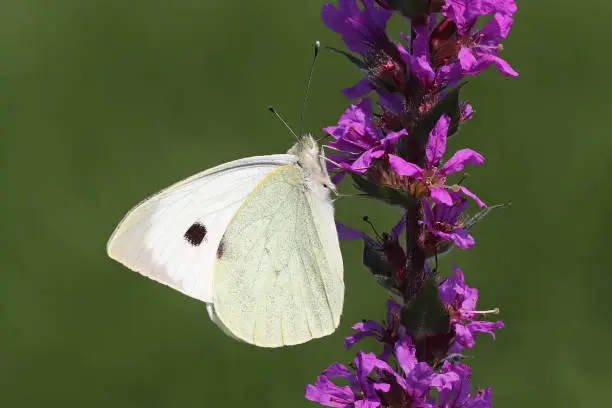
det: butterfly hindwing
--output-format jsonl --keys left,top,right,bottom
{"left": 212, "top": 164, "right": 344, "bottom": 347}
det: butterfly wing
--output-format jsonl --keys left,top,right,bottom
{"left": 212, "top": 164, "right": 344, "bottom": 347}
{"left": 106, "top": 154, "right": 297, "bottom": 304}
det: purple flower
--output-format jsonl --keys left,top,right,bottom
{"left": 456, "top": 13, "right": 518, "bottom": 78}
{"left": 322, "top": 0, "right": 393, "bottom": 55}
{"left": 382, "top": 335, "right": 460, "bottom": 403}
{"left": 430, "top": 362, "right": 493, "bottom": 407}
{"left": 439, "top": 266, "right": 504, "bottom": 352}
{"left": 321, "top": 0, "right": 408, "bottom": 98}
{"left": 324, "top": 98, "right": 406, "bottom": 182}
{"left": 460, "top": 102, "right": 474, "bottom": 121}
{"left": 443, "top": 0, "right": 517, "bottom": 28}
{"left": 435, "top": 5, "right": 518, "bottom": 81}
{"left": 345, "top": 299, "right": 404, "bottom": 360}
{"left": 421, "top": 192, "right": 474, "bottom": 251}
{"left": 397, "top": 24, "right": 435, "bottom": 87}
{"left": 386, "top": 114, "right": 485, "bottom": 206}
{"left": 305, "top": 352, "right": 392, "bottom": 408}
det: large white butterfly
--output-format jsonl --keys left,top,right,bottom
{"left": 106, "top": 135, "right": 344, "bottom": 347}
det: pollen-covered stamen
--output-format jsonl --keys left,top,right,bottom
{"left": 366, "top": 50, "right": 406, "bottom": 89}
{"left": 456, "top": 172, "right": 470, "bottom": 185}
{"left": 376, "top": 57, "right": 405, "bottom": 87}
{"left": 463, "top": 32, "right": 504, "bottom": 55}
{"left": 423, "top": 168, "right": 446, "bottom": 189}
{"left": 433, "top": 220, "right": 454, "bottom": 233}
{"left": 461, "top": 307, "right": 500, "bottom": 315}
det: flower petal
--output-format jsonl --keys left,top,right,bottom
{"left": 342, "top": 77, "right": 375, "bottom": 99}
{"left": 470, "top": 53, "right": 518, "bottom": 77}
{"left": 331, "top": 171, "right": 346, "bottom": 185}
{"left": 323, "top": 362, "right": 353, "bottom": 379}
{"left": 394, "top": 335, "right": 418, "bottom": 374}
{"left": 305, "top": 375, "right": 355, "bottom": 408}
{"left": 467, "top": 320, "right": 505, "bottom": 339}
{"left": 336, "top": 221, "right": 366, "bottom": 240}
{"left": 345, "top": 328, "right": 377, "bottom": 350}
{"left": 388, "top": 154, "right": 423, "bottom": 176}
{"left": 440, "top": 148, "right": 484, "bottom": 175}
{"left": 391, "top": 212, "right": 407, "bottom": 239}
{"left": 449, "top": 228, "right": 475, "bottom": 249}
{"left": 480, "top": 13, "right": 514, "bottom": 40}
{"left": 354, "top": 400, "right": 381, "bottom": 408}
{"left": 426, "top": 114, "right": 450, "bottom": 165}
{"left": 321, "top": 2, "right": 349, "bottom": 34}
{"left": 397, "top": 39, "right": 435, "bottom": 85}
{"left": 403, "top": 362, "right": 435, "bottom": 397}
{"left": 458, "top": 185, "right": 486, "bottom": 207}
{"left": 378, "top": 90, "right": 404, "bottom": 114}
{"left": 458, "top": 46, "right": 478, "bottom": 72}
{"left": 430, "top": 186, "right": 453, "bottom": 206}
{"left": 422, "top": 199, "right": 435, "bottom": 229}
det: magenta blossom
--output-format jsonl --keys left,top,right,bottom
{"left": 438, "top": 10, "right": 518, "bottom": 81}
{"left": 443, "top": 0, "right": 517, "bottom": 28}
{"left": 428, "top": 362, "right": 493, "bottom": 408}
{"left": 321, "top": 0, "right": 407, "bottom": 98}
{"left": 421, "top": 192, "right": 474, "bottom": 250}
{"left": 322, "top": 0, "right": 392, "bottom": 56}
{"left": 383, "top": 335, "right": 459, "bottom": 401}
{"left": 345, "top": 299, "right": 405, "bottom": 360}
{"left": 305, "top": 352, "right": 392, "bottom": 408}
{"left": 397, "top": 24, "right": 435, "bottom": 87}
{"left": 439, "top": 266, "right": 504, "bottom": 352}
{"left": 325, "top": 98, "right": 406, "bottom": 182}
{"left": 387, "top": 114, "right": 485, "bottom": 206}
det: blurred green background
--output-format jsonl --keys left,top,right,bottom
{"left": 1, "top": 1, "right": 610, "bottom": 407}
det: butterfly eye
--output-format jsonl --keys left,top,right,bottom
{"left": 322, "top": 183, "right": 329, "bottom": 189}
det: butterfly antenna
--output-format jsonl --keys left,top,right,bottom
{"left": 268, "top": 106, "right": 299, "bottom": 141}
{"left": 316, "top": 133, "right": 331, "bottom": 144}
{"left": 299, "top": 40, "right": 320, "bottom": 137}
{"left": 362, "top": 216, "right": 382, "bottom": 240}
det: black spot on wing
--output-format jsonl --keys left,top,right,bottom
{"left": 216, "top": 239, "right": 225, "bottom": 259}
{"left": 184, "top": 222, "right": 207, "bottom": 246}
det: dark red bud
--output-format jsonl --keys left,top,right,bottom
{"left": 422, "top": 328, "right": 455, "bottom": 365}
{"left": 381, "top": 233, "right": 408, "bottom": 280}
{"left": 430, "top": 18, "right": 460, "bottom": 67}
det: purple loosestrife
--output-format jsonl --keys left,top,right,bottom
{"left": 386, "top": 114, "right": 486, "bottom": 207}
{"left": 420, "top": 191, "right": 474, "bottom": 254}
{"left": 321, "top": 0, "right": 405, "bottom": 98}
{"left": 324, "top": 98, "right": 407, "bottom": 183}
{"left": 305, "top": 352, "right": 392, "bottom": 408}
{"left": 307, "top": 0, "right": 518, "bottom": 406}
{"left": 439, "top": 266, "right": 504, "bottom": 353}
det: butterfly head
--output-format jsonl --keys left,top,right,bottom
{"left": 288, "top": 134, "right": 336, "bottom": 197}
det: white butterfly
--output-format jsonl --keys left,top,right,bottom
{"left": 106, "top": 135, "right": 344, "bottom": 347}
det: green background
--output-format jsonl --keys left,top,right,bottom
{"left": 1, "top": 1, "right": 609, "bottom": 406}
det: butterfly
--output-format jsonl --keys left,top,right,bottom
{"left": 106, "top": 135, "right": 344, "bottom": 347}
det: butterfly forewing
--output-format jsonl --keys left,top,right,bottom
{"left": 106, "top": 155, "right": 297, "bottom": 303}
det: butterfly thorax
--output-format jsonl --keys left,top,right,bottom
{"left": 288, "top": 135, "right": 335, "bottom": 199}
